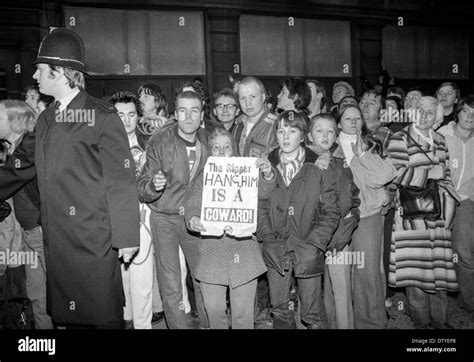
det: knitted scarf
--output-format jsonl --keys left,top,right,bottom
{"left": 277, "top": 146, "right": 306, "bottom": 186}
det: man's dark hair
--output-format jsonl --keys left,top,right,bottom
{"left": 436, "top": 82, "right": 461, "bottom": 101}
{"left": 281, "top": 78, "right": 311, "bottom": 112}
{"left": 455, "top": 95, "right": 474, "bottom": 119}
{"left": 407, "top": 86, "right": 426, "bottom": 96}
{"left": 175, "top": 79, "right": 210, "bottom": 118}
{"left": 138, "top": 83, "right": 168, "bottom": 117}
{"left": 360, "top": 89, "right": 386, "bottom": 110}
{"left": 387, "top": 86, "right": 406, "bottom": 103}
{"left": 110, "top": 90, "right": 140, "bottom": 114}
{"left": 25, "top": 85, "right": 39, "bottom": 94}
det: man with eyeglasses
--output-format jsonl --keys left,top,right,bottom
{"left": 212, "top": 88, "right": 240, "bottom": 133}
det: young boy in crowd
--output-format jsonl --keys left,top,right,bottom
{"left": 308, "top": 113, "right": 361, "bottom": 329}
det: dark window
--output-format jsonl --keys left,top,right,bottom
{"left": 383, "top": 25, "right": 468, "bottom": 79}
{"left": 63, "top": 7, "right": 206, "bottom": 76}
{"left": 239, "top": 15, "right": 351, "bottom": 77}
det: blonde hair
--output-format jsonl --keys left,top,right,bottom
{"left": 50, "top": 64, "right": 85, "bottom": 90}
{"left": 0, "top": 100, "right": 37, "bottom": 134}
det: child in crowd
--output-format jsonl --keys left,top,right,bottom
{"left": 308, "top": 113, "right": 361, "bottom": 329}
{"left": 257, "top": 110, "right": 340, "bottom": 329}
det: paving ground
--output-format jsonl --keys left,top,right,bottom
{"left": 151, "top": 291, "right": 474, "bottom": 329}
{"left": 386, "top": 292, "right": 474, "bottom": 329}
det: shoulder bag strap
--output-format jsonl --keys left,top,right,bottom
{"left": 404, "top": 127, "right": 434, "bottom": 163}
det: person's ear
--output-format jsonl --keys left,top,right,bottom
{"left": 174, "top": 110, "right": 178, "bottom": 120}
{"left": 308, "top": 132, "right": 314, "bottom": 144}
{"left": 213, "top": 108, "right": 217, "bottom": 117}
{"left": 200, "top": 110, "right": 204, "bottom": 122}
{"left": 55, "top": 67, "right": 65, "bottom": 80}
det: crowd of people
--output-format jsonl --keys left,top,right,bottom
{"left": 0, "top": 28, "right": 473, "bottom": 330}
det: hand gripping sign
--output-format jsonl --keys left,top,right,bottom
{"left": 200, "top": 157, "right": 259, "bottom": 238}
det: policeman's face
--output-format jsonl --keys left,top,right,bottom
{"left": 32, "top": 64, "right": 57, "bottom": 97}
{"left": 115, "top": 102, "right": 139, "bottom": 135}
{"left": 174, "top": 97, "right": 203, "bottom": 136}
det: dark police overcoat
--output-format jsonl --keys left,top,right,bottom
{"left": 35, "top": 90, "right": 140, "bottom": 325}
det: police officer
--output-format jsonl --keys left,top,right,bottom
{"left": 32, "top": 28, "right": 140, "bottom": 328}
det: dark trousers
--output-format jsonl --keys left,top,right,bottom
{"left": 267, "top": 262, "right": 321, "bottom": 329}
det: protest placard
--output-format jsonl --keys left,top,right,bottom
{"left": 200, "top": 156, "right": 259, "bottom": 237}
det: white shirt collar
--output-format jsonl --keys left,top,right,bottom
{"left": 56, "top": 89, "right": 80, "bottom": 112}
{"left": 128, "top": 132, "right": 139, "bottom": 148}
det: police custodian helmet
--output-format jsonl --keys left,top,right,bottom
{"left": 33, "top": 28, "right": 87, "bottom": 74}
